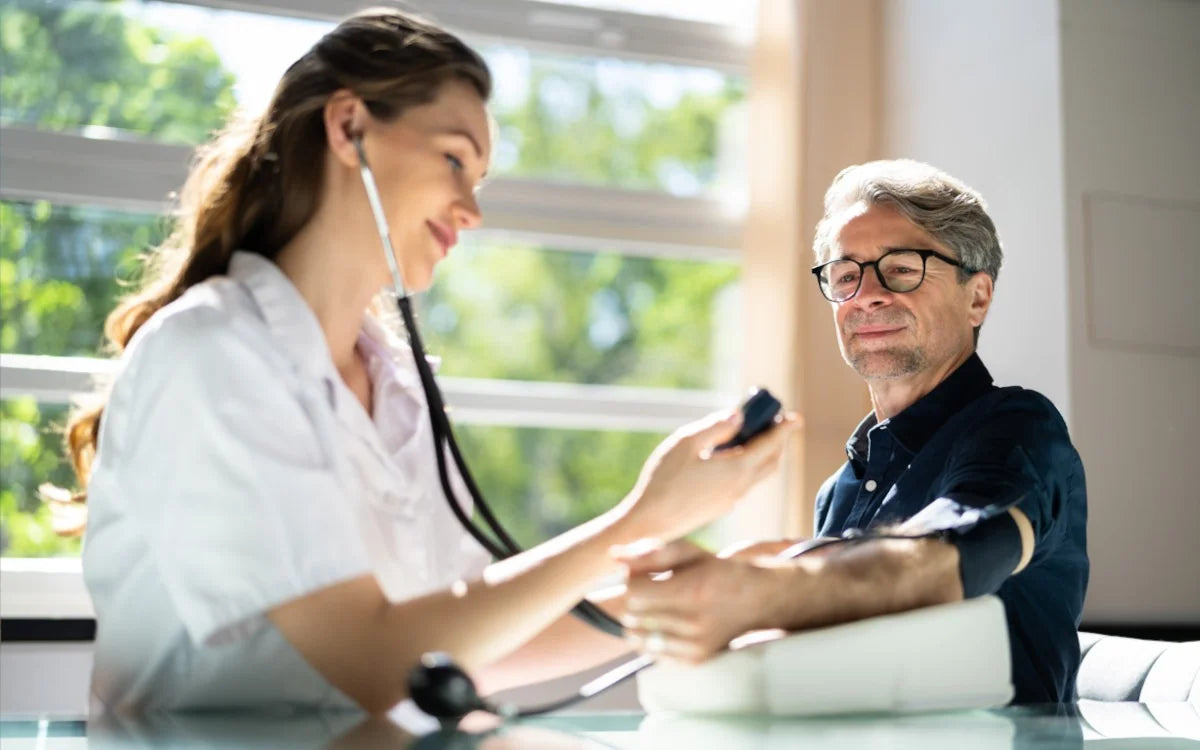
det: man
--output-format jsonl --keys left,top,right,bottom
{"left": 618, "top": 159, "right": 1089, "bottom": 703}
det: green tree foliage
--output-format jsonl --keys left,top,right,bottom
{"left": 488, "top": 53, "right": 742, "bottom": 192}
{"left": 1, "top": 0, "right": 236, "bottom": 142}
{"left": 0, "top": 2, "right": 743, "bottom": 555}
{"left": 1, "top": 0, "right": 233, "bottom": 556}
{"left": 454, "top": 425, "right": 665, "bottom": 546}
{"left": 0, "top": 398, "right": 77, "bottom": 555}
{"left": 423, "top": 242, "right": 736, "bottom": 388}
{"left": 0, "top": 201, "right": 165, "bottom": 355}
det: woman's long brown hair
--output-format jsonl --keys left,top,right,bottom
{"left": 60, "top": 7, "right": 491, "bottom": 513}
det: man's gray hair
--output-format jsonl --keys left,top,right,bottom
{"left": 813, "top": 159, "right": 1003, "bottom": 282}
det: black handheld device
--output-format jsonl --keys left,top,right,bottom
{"left": 715, "top": 387, "right": 783, "bottom": 451}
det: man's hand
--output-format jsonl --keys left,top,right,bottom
{"left": 615, "top": 540, "right": 779, "bottom": 663}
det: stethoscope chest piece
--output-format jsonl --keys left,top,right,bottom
{"left": 408, "top": 652, "right": 490, "bottom": 728}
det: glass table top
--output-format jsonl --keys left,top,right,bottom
{"left": 1, "top": 702, "right": 1197, "bottom": 749}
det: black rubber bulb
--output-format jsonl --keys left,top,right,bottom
{"left": 715, "top": 387, "right": 782, "bottom": 451}
{"left": 408, "top": 652, "right": 488, "bottom": 726}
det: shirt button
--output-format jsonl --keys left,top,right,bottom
{"left": 865, "top": 479, "right": 878, "bottom": 492}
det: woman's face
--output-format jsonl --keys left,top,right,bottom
{"left": 359, "top": 79, "right": 491, "bottom": 292}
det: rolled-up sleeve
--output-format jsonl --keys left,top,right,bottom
{"left": 112, "top": 308, "right": 371, "bottom": 647}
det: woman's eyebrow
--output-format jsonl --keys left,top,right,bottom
{"left": 441, "top": 127, "right": 483, "bottom": 158}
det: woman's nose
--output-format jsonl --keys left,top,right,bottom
{"left": 453, "top": 193, "right": 482, "bottom": 230}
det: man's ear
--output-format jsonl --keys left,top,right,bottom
{"left": 966, "top": 272, "right": 994, "bottom": 329}
{"left": 324, "top": 90, "right": 368, "bottom": 169}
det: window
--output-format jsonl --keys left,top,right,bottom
{"left": 452, "top": 424, "right": 665, "bottom": 547}
{"left": 0, "top": 0, "right": 752, "bottom": 615}
{"left": 3, "top": 2, "right": 746, "bottom": 195}
{"left": 0, "top": 201, "right": 165, "bottom": 358}
{"left": 528, "top": 0, "right": 754, "bottom": 27}
{"left": 484, "top": 48, "right": 745, "bottom": 195}
{"left": 424, "top": 236, "right": 739, "bottom": 388}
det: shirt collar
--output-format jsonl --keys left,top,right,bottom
{"left": 227, "top": 251, "right": 336, "bottom": 381}
{"left": 845, "top": 353, "right": 995, "bottom": 465}
{"left": 845, "top": 412, "right": 878, "bottom": 467}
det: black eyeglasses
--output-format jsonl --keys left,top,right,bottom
{"left": 811, "top": 248, "right": 970, "bottom": 303}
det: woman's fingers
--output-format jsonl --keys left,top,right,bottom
{"left": 681, "top": 409, "right": 743, "bottom": 451}
{"left": 705, "top": 412, "right": 800, "bottom": 468}
{"left": 625, "top": 411, "right": 799, "bottom": 543}
{"left": 717, "top": 539, "right": 795, "bottom": 560}
{"left": 614, "top": 538, "right": 708, "bottom": 576}
{"left": 749, "top": 413, "right": 802, "bottom": 456}
{"left": 746, "top": 414, "right": 801, "bottom": 478}
{"left": 619, "top": 553, "right": 765, "bottom": 664}
{"left": 624, "top": 628, "right": 711, "bottom": 664}
{"left": 620, "top": 610, "right": 703, "bottom": 640}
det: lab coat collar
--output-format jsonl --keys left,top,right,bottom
{"left": 358, "top": 313, "right": 442, "bottom": 394}
{"left": 227, "top": 251, "right": 338, "bottom": 382}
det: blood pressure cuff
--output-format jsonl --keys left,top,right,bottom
{"left": 945, "top": 511, "right": 1023, "bottom": 598}
{"left": 904, "top": 495, "right": 1025, "bottom": 599}
{"left": 906, "top": 434, "right": 1049, "bottom": 598}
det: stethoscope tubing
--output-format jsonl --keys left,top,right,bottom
{"left": 352, "top": 136, "right": 623, "bottom": 637}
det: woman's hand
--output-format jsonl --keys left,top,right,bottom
{"left": 717, "top": 538, "right": 798, "bottom": 560}
{"left": 718, "top": 537, "right": 843, "bottom": 562}
{"left": 619, "top": 410, "right": 800, "bottom": 543}
{"left": 618, "top": 539, "right": 778, "bottom": 663}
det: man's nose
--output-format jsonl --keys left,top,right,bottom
{"left": 852, "top": 267, "right": 893, "bottom": 307}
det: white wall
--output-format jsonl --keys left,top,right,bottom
{"left": 878, "top": 0, "right": 1200, "bottom": 623}
{"left": 878, "top": 0, "right": 1071, "bottom": 415}
{"left": 1060, "top": 0, "right": 1200, "bottom": 623}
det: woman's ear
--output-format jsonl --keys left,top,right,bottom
{"left": 324, "top": 90, "right": 367, "bottom": 169}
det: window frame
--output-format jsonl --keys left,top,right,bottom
{"left": 0, "top": 0, "right": 753, "bottom": 622}
{"left": 156, "top": 0, "right": 751, "bottom": 72}
{"left": 0, "top": 128, "right": 744, "bottom": 259}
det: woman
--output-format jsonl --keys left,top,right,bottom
{"left": 69, "top": 8, "right": 797, "bottom": 713}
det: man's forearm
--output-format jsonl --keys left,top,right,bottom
{"left": 755, "top": 538, "right": 965, "bottom": 633}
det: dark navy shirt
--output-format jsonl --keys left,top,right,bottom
{"left": 813, "top": 354, "right": 1089, "bottom": 703}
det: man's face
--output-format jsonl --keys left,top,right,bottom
{"left": 825, "top": 202, "right": 991, "bottom": 381}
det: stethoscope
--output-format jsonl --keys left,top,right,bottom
{"left": 352, "top": 135, "right": 650, "bottom": 725}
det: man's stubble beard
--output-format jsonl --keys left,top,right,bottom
{"left": 841, "top": 310, "right": 928, "bottom": 380}
{"left": 846, "top": 344, "right": 927, "bottom": 380}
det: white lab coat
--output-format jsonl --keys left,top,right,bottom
{"left": 83, "top": 251, "right": 490, "bottom": 711}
